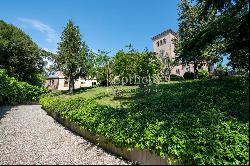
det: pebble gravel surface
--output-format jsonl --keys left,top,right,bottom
{"left": 0, "top": 105, "right": 131, "bottom": 165}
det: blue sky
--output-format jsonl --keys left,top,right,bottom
{"left": 0, "top": 0, "right": 229, "bottom": 66}
{"left": 0, "top": 0, "right": 180, "bottom": 55}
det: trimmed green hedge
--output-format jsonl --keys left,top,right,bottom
{"left": 0, "top": 69, "right": 47, "bottom": 104}
{"left": 183, "top": 71, "right": 195, "bottom": 80}
{"left": 170, "top": 74, "right": 184, "bottom": 81}
{"left": 40, "top": 76, "right": 249, "bottom": 165}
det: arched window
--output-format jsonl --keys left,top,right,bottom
{"left": 163, "top": 38, "right": 166, "bottom": 44}
{"left": 160, "top": 40, "right": 163, "bottom": 45}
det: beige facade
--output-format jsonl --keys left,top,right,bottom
{"left": 45, "top": 71, "right": 97, "bottom": 91}
{"left": 151, "top": 29, "right": 208, "bottom": 77}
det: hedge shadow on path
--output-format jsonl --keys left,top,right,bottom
{"left": 0, "top": 106, "right": 12, "bottom": 121}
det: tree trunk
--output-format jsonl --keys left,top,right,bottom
{"left": 166, "top": 69, "right": 171, "bottom": 82}
{"left": 69, "top": 77, "right": 74, "bottom": 94}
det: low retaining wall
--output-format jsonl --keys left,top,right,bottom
{"left": 45, "top": 109, "right": 179, "bottom": 165}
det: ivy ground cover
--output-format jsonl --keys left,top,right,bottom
{"left": 40, "top": 76, "right": 249, "bottom": 165}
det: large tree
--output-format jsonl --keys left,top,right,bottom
{"left": 86, "top": 49, "right": 112, "bottom": 86}
{"left": 0, "top": 20, "right": 46, "bottom": 85}
{"left": 198, "top": 0, "right": 249, "bottom": 71}
{"left": 159, "top": 52, "right": 178, "bottom": 81}
{"left": 135, "top": 49, "right": 160, "bottom": 85}
{"left": 175, "top": 0, "right": 220, "bottom": 78}
{"left": 176, "top": 0, "right": 249, "bottom": 73}
{"left": 56, "top": 20, "right": 87, "bottom": 93}
{"left": 112, "top": 46, "right": 160, "bottom": 85}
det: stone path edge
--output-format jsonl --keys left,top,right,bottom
{"left": 43, "top": 107, "right": 179, "bottom": 165}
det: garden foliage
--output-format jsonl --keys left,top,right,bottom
{"left": 183, "top": 71, "right": 195, "bottom": 80}
{"left": 0, "top": 20, "right": 46, "bottom": 86}
{"left": 0, "top": 69, "right": 47, "bottom": 104}
{"left": 198, "top": 69, "right": 209, "bottom": 79}
{"left": 170, "top": 74, "right": 184, "bottom": 81}
{"left": 40, "top": 77, "right": 249, "bottom": 165}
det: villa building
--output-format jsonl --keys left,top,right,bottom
{"left": 45, "top": 71, "right": 97, "bottom": 90}
{"left": 151, "top": 29, "right": 209, "bottom": 77}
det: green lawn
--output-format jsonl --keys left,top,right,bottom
{"left": 57, "top": 82, "right": 177, "bottom": 108}
{"left": 40, "top": 76, "right": 249, "bottom": 165}
{"left": 59, "top": 85, "right": 138, "bottom": 107}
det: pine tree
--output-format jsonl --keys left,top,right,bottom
{"left": 56, "top": 20, "right": 87, "bottom": 94}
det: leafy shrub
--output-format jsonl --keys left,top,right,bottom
{"left": 215, "top": 64, "right": 228, "bottom": 78}
{"left": 198, "top": 69, "right": 209, "bottom": 79}
{"left": 235, "top": 68, "right": 248, "bottom": 75}
{"left": 183, "top": 71, "right": 195, "bottom": 80}
{"left": 170, "top": 74, "right": 184, "bottom": 81}
{"left": 0, "top": 69, "right": 47, "bottom": 104}
{"left": 40, "top": 77, "right": 249, "bottom": 165}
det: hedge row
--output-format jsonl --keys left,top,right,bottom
{"left": 40, "top": 76, "right": 249, "bottom": 165}
{"left": 0, "top": 69, "right": 47, "bottom": 104}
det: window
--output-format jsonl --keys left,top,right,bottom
{"left": 157, "top": 41, "right": 159, "bottom": 47}
{"left": 163, "top": 38, "right": 166, "bottom": 44}
{"left": 92, "top": 82, "right": 97, "bottom": 86}
{"left": 159, "top": 49, "right": 165, "bottom": 57}
{"left": 176, "top": 69, "right": 180, "bottom": 74}
{"left": 80, "top": 82, "right": 85, "bottom": 87}
{"left": 160, "top": 40, "right": 163, "bottom": 45}
{"left": 50, "top": 80, "right": 54, "bottom": 86}
{"left": 64, "top": 80, "right": 69, "bottom": 87}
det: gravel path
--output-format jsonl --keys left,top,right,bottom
{"left": 0, "top": 105, "right": 131, "bottom": 165}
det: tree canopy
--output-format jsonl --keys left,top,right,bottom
{"left": 176, "top": 0, "right": 249, "bottom": 72}
{"left": 0, "top": 20, "right": 46, "bottom": 85}
{"left": 112, "top": 47, "right": 160, "bottom": 85}
{"left": 55, "top": 20, "right": 88, "bottom": 93}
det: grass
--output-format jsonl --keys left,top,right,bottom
{"left": 58, "top": 82, "right": 177, "bottom": 108}
{"left": 58, "top": 85, "right": 137, "bottom": 108}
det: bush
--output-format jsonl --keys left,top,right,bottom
{"left": 198, "top": 69, "right": 209, "bottom": 79}
{"left": 40, "top": 77, "right": 249, "bottom": 165}
{"left": 215, "top": 64, "right": 228, "bottom": 78}
{"left": 183, "top": 72, "right": 195, "bottom": 80}
{"left": 0, "top": 69, "right": 47, "bottom": 104}
{"left": 170, "top": 74, "right": 184, "bottom": 81}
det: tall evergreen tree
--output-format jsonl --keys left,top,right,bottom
{"left": 56, "top": 20, "right": 87, "bottom": 93}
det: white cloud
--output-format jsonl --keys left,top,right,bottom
{"left": 18, "top": 18, "right": 59, "bottom": 43}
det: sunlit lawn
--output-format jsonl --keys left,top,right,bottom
{"left": 58, "top": 81, "right": 178, "bottom": 108}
